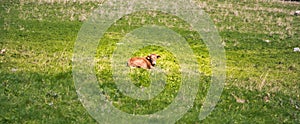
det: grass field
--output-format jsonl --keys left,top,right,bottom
{"left": 1, "top": 0, "right": 300, "bottom": 123}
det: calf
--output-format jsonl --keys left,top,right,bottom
{"left": 127, "top": 54, "right": 161, "bottom": 69}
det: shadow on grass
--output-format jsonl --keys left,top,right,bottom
{"left": 0, "top": 70, "right": 96, "bottom": 123}
{"left": 179, "top": 85, "right": 300, "bottom": 123}
{"left": 1, "top": 70, "right": 299, "bottom": 123}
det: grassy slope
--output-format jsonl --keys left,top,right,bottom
{"left": 0, "top": 0, "right": 299, "bottom": 123}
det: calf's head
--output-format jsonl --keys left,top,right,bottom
{"left": 146, "top": 54, "right": 161, "bottom": 66}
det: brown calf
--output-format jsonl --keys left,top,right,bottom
{"left": 127, "top": 54, "right": 161, "bottom": 69}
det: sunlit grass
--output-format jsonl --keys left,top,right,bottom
{"left": 1, "top": 0, "right": 299, "bottom": 123}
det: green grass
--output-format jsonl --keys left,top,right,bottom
{"left": 1, "top": 0, "right": 300, "bottom": 123}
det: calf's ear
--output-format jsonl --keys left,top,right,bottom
{"left": 157, "top": 55, "right": 161, "bottom": 58}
